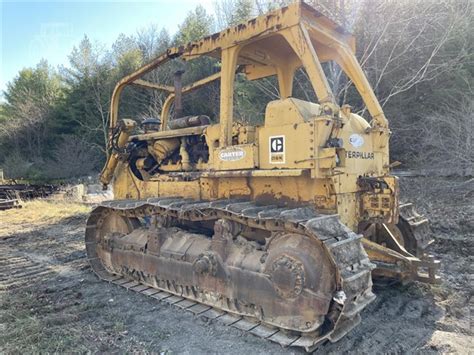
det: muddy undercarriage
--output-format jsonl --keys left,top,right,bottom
{"left": 86, "top": 198, "right": 377, "bottom": 351}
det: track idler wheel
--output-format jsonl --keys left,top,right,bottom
{"left": 394, "top": 203, "right": 433, "bottom": 257}
{"left": 263, "top": 232, "right": 337, "bottom": 332}
{"left": 85, "top": 207, "right": 141, "bottom": 279}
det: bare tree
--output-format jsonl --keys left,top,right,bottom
{"left": 359, "top": 1, "right": 471, "bottom": 109}
{"left": 416, "top": 92, "right": 473, "bottom": 176}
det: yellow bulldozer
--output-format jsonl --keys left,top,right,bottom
{"left": 86, "top": 2, "right": 440, "bottom": 351}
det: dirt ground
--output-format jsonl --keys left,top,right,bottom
{"left": 0, "top": 177, "right": 472, "bottom": 354}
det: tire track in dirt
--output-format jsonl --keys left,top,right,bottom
{"left": 0, "top": 246, "right": 57, "bottom": 290}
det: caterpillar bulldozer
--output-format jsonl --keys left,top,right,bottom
{"left": 86, "top": 2, "right": 440, "bottom": 351}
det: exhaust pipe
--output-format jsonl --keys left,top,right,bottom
{"left": 174, "top": 70, "right": 185, "bottom": 119}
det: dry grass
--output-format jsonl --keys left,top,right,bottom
{"left": 0, "top": 199, "right": 91, "bottom": 238}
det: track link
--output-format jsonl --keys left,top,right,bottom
{"left": 86, "top": 198, "right": 376, "bottom": 351}
{"left": 398, "top": 203, "right": 433, "bottom": 257}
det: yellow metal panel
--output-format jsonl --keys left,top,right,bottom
{"left": 158, "top": 180, "right": 201, "bottom": 199}
{"left": 335, "top": 192, "right": 358, "bottom": 230}
{"left": 259, "top": 121, "right": 315, "bottom": 169}
{"left": 237, "top": 125, "right": 256, "bottom": 145}
{"left": 181, "top": 4, "right": 301, "bottom": 57}
{"left": 216, "top": 178, "right": 251, "bottom": 199}
{"left": 265, "top": 98, "right": 321, "bottom": 126}
{"left": 251, "top": 176, "right": 301, "bottom": 204}
{"left": 138, "top": 180, "right": 160, "bottom": 199}
{"left": 335, "top": 118, "right": 383, "bottom": 177}
{"left": 334, "top": 45, "right": 389, "bottom": 129}
{"left": 200, "top": 169, "right": 305, "bottom": 178}
{"left": 219, "top": 46, "right": 240, "bottom": 147}
{"left": 316, "top": 148, "right": 337, "bottom": 170}
{"left": 281, "top": 25, "right": 335, "bottom": 105}
{"left": 113, "top": 162, "right": 158, "bottom": 200}
{"left": 245, "top": 173, "right": 334, "bottom": 207}
{"left": 113, "top": 162, "right": 136, "bottom": 199}
{"left": 243, "top": 64, "right": 277, "bottom": 81}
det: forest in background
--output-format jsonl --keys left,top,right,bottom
{"left": 0, "top": 0, "right": 472, "bottom": 181}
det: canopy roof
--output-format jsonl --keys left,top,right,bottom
{"left": 109, "top": 1, "right": 388, "bottom": 135}
{"left": 176, "top": 2, "right": 355, "bottom": 78}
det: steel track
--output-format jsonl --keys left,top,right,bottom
{"left": 86, "top": 197, "right": 376, "bottom": 352}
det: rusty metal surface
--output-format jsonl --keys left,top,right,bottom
{"left": 0, "top": 184, "right": 57, "bottom": 200}
{"left": 359, "top": 202, "right": 440, "bottom": 284}
{"left": 0, "top": 198, "right": 21, "bottom": 211}
{"left": 397, "top": 202, "right": 433, "bottom": 257}
{"left": 85, "top": 198, "right": 375, "bottom": 351}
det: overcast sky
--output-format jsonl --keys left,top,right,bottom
{"left": 1, "top": 0, "right": 215, "bottom": 96}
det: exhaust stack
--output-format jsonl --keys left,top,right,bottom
{"left": 173, "top": 70, "right": 184, "bottom": 119}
